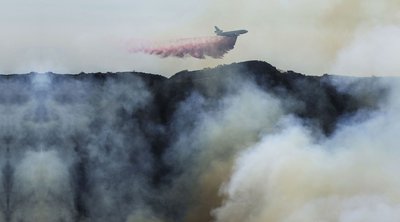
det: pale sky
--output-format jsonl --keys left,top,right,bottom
{"left": 1, "top": 0, "right": 400, "bottom": 76}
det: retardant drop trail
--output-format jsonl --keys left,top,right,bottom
{"left": 130, "top": 36, "right": 237, "bottom": 59}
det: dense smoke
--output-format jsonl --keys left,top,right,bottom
{"left": 163, "top": 76, "right": 285, "bottom": 222}
{"left": 129, "top": 36, "right": 237, "bottom": 59}
{"left": 0, "top": 73, "right": 159, "bottom": 221}
{"left": 213, "top": 79, "right": 400, "bottom": 222}
{"left": 0, "top": 62, "right": 396, "bottom": 221}
{"left": 2, "top": 0, "right": 400, "bottom": 75}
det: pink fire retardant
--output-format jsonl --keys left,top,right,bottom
{"left": 129, "top": 36, "right": 237, "bottom": 59}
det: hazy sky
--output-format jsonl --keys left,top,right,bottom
{"left": 1, "top": 0, "right": 400, "bottom": 76}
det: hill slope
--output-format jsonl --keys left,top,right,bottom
{"left": 0, "top": 61, "right": 388, "bottom": 222}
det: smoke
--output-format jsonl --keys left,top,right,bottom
{"left": 0, "top": 62, "right": 397, "bottom": 221}
{"left": 0, "top": 73, "right": 162, "bottom": 221}
{"left": 163, "top": 77, "right": 285, "bottom": 222}
{"left": 331, "top": 25, "right": 400, "bottom": 76}
{"left": 1, "top": 0, "right": 399, "bottom": 75}
{"left": 129, "top": 36, "right": 237, "bottom": 59}
{"left": 12, "top": 151, "right": 74, "bottom": 222}
{"left": 212, "top": 78, "right": 400, "bottom": 222}
{"left": 202, "top": 0, "right": 400, "bottom": 76}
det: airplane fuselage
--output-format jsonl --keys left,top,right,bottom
{"left": 214, "top": 26, "right": 248, "bottom": 37}
{"left": 216, "top": 30, "right": 248, "bottom": 37}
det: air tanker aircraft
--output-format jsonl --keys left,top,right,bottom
{"left": 214, "top": 26, "right": 248, "bottom": 37}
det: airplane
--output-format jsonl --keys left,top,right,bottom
{"left": 214, "top": 26, "right": 248, "bottom": 37}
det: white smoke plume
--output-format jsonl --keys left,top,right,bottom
{"left": 1, "top": 0, "right": 400, "bottom": 75}
{"left": 0, "top": 73, "right": 160, "bottom": 221}
{"left": 12, "top": 151, "right": 74, "bottom": 222}
{"left": 0, "top": 62, "right": 396, "bottom": 222}
{"left": 164, "top": 77, "right": 285, "bottom": 222}
{"left": 331, "top": 25, "right": 400, "bottom": 76}
{"left": 212, "top": 79, "right": 400, "bottom": 222}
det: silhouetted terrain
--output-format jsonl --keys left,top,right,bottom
{"left": 0, "top": 61, "right": 389, "bottom": 222}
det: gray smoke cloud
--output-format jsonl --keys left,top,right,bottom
{"left": 0, "top": 73, "right": 162, "bottom": 221}
{"left": 0, "top": 62, "right": 395, "bottom": 222}
{"left": 163, "top": 76, "right": 285, "bottom": 222}
{"left": 1, "top": 0, "right": 400, "bottom": 76}
{"left": 12, "top": 151, "right": 74, "bottom": 222}
{"left": 212, "top": 79, "right": 400, "bottom": 222}
{"left": 331, "top": 25, "right": 400, "bottom": 76}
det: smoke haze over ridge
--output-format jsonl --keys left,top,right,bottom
{"left": 1, "top": 0, "right": 400, "bottom": 76}
{"left": 0, "top": 61, "right": 396, "bottom": 221}
{"left": 214, "top": 87, "right": 400, "bottom": 222}
{"left": 1, "top": 0, "right": 400, "bottom": 220}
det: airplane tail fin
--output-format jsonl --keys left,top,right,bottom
{"left": 214, "top": 26, "right": 223, "bottom": 34}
